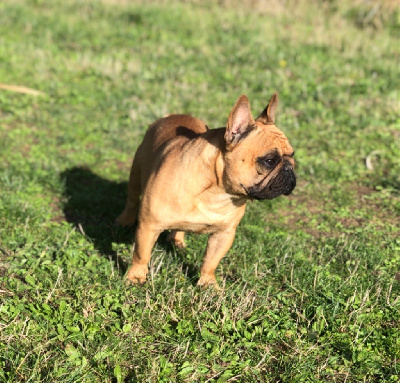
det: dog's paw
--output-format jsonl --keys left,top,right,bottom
{"left": 115, "top": 215, "right": 133, "bottom": 227}
{"left": 172, "top": 239, "right": 186, "bottom": 249}
{"left": 125, "top": 265, "right": 148, "bottom": 285}
{"left": 115, "top": 208, "right": 137, "bottom": 227}
{"left": 166, "top": 231, "right": 186, "bottom": 249}
{"left": 125, "top": 277, "right": 146, "bottom": 286}
{"left": 197, "top": 274, "right": 221, "bottom": 290}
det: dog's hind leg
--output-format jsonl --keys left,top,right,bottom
{"left": 166, "top": 230, "right": 186, "bottom": 249}
{"left": 115, "top": 155, "right": 142, "bottom": 226}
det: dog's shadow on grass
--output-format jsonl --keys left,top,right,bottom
{"left": 60, "top": 166, "right": 199, "bottom": 283}
{"left": 61, "top": 166, "right": 132, "bottom": 274}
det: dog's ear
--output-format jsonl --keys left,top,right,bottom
{"left": 225, "top": 95, "right": 255, "bottom": 149}
{"left": 256, "top": 93, "right": 278, "bottom": 125}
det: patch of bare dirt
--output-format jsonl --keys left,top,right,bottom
{"left": 50, "top": 196, "right": 66, "bottom": 223}
{"left": 278, "top": 181, "right": 399, "bottom": 238}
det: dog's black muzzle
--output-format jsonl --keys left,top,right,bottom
{"left": 246, "top": 161, "right": 296, "bottom": 200}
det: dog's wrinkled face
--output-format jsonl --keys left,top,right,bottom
{"left": 223, "top": 94, "right": 296, "bottom": 200}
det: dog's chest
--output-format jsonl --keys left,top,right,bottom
{"left": 165, "top": 195, "right": 246, "bottom": 233}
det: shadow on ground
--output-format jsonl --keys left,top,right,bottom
{"left": 61, "top": 166, "right": 132, "bottom": 274}
{"left": 60, "top": 166, "right": 199, "bottom": 283}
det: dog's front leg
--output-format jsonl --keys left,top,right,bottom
{"left": 125, "top": 223, "right": 161, "bottom": 284}
{"left": 198, "top": 228, "right": 236, "bottom": 288}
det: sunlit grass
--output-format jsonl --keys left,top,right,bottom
{"left": 0, "top": 0, "right": 399, "bottom": 381}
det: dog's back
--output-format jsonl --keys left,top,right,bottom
{"left": 139, "top": 114, "right": 209, "bottom": 156}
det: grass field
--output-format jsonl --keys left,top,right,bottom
{"left": 0, "top": 0, "right": 399, "bottom": 381}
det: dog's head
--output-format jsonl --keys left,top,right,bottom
{"left": 222, "top": 94, "right": 296, "bottom": 200}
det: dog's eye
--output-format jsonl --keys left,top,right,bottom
{"left": 258, "top": 156, "right": 278, "bottom": 168}
{"left": 265, "top": 158, "right": 276, "bottom": 166}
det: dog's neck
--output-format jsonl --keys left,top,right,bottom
{"left": 193, "top": 128, "right": 247, "bottom": 205}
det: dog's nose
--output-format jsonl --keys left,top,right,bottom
{"left": 282, "top": 162, "right": 296, "bottom": 195}
{"left": 282, "top": 160, "right": 293, "bottom": 172}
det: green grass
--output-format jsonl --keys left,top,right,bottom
{"left": 0, "top": 0, "right": 399, "bottom": 381}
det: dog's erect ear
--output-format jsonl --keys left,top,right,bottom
{"left": 225, "top": 95, "right": 255, "bottom": 149}
{"left": 256, "top": 93, "right": 278, "bottom": 125}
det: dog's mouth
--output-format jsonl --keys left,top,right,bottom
{"left": 241, "top": 166, "right": 296, "bottom": 200}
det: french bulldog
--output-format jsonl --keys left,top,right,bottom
{"left": 116, "top": 94, "right": 295, "bottom": 287}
